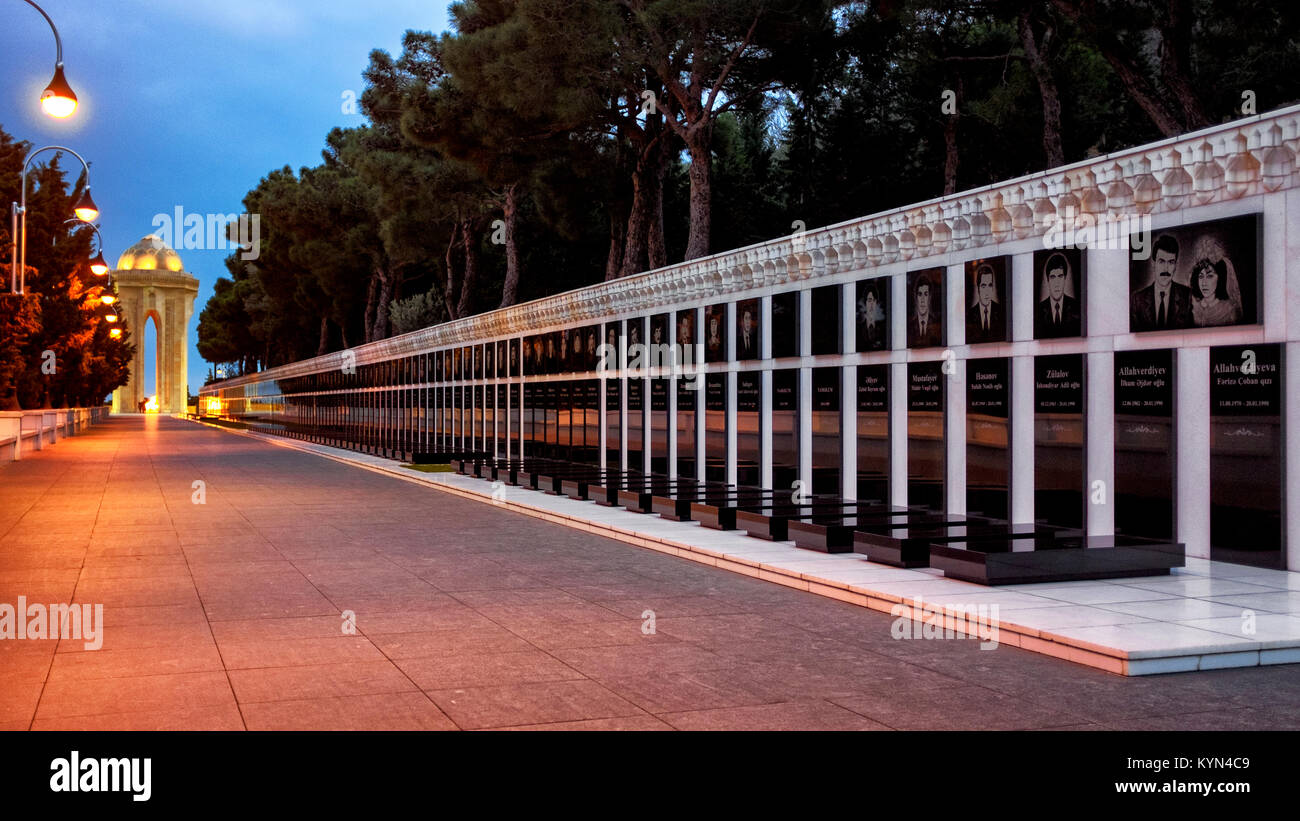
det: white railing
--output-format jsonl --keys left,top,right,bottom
{"left": 0, "top": 406, "right": 110, "bottom": 464}
{"left": 205, "top": 103, "right": 1300, "bottom": 390}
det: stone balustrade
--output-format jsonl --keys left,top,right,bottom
{"left": 0, "top": 406, "right": 111, "bottom": 464}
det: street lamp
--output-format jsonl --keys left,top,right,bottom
{"left": 73, "top": 189, "right": 98, "bottom": 222}
{"left": 9, "top": 145, "right": 96, "bottom": 294}
{"left": 62, "top": 218, "right": 108, "bottom": 275}
{"left": 15, "top": 0, "right": 79, "bottom": 118}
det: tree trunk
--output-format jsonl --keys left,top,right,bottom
{"left": 499, "top": 183, "right": 522, "bottom": 308}
{"left": 683, "top": 124, "right": 713, "bottom": 261}
{"left": 1019, "top": 9, "right": 1064, "bottom": 169}
{"left": 1158, "top": 0, "right": 1211, "bottom": 131}
{"left": 943, "top": 78, "right": 961, "bottom": 195}
{"left": 621, "top": 164, "right": 650, "bottom": 277}
{"left": 363, "top": 271, "right": 379, "bottom": 343}
{"left": 647, "top": 136, "right": 669, "bottom": 270}
{"left": 457, "top": 218, "right": 478, "bottom": 319}
{"left": 371, "top": 261, "right": 394, "bottom": 342}
{"left": 317, "top": 315, "right": 329, "bottom": 357}
{"left": 444, "top": 222, "right": 461, "bottom": 321}
{"left": 1049, "top": 0, "right": 1188, "bottom": 137}
{"left": 605, "top": 204, "right": 626, "bottom": 282}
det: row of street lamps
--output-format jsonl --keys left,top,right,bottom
{"left": 9, "top": 0, "right": 111, "bottom": 342}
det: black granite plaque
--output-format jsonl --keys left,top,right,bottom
{"left": 605, "top": 378, "right": 620, "bottom": 467}
{"left": 704, "top": 373, "right": 727, "bottom": 483}
{"left": 1114, "top": 349, "right": 1175, "bottom": 539}
{"left": 1034, "top": 354, "right": 1084, "bottom": 414}
{"left": 1129, "top": 213, "right": 1261, "bottom": 333}
{"left": 967, "top": 358, "right": 1010, "bottom": 520}
{"left": 737, "top": 372, "right": 761, "bottom": 487}
{"left": 1035, "top": 353, "right": 1085, "bottom": 529}
{"left": 811, "top": 285, "right": 841, "bottom": 355}
{"left": 964, "top": 257, "right": 1010, "bottom": 344}
{"left": 773, "top": 369, "right": 800, "bottom": 491}
{"left": 908, "top": 361, "right": 944, "bottom": 412}
{"left": 812, "top": 367, "right": 841, "bottom": 495}
{"left": 908, "top": 360, "right": 945, "bottom": 511}
{"left": 906, "top": 267, "right": 945, "bottom": 349}
{"left": 627, "top": 378, "right": 644, "bottom": 471}
{"left": 857, "top": 364, "right": 890, "bottom": 502}
{"left": 1209, "top": 343, "right": 1283, "bottom": 567}
{"left": 701, "top": 304, "right": 725, "bottom": 363}
{"left": 1033, "top": 247, "right": 1085, "bottom": 339}
{"left": 855, "top": 278, "right": 890, "bottom": 352}
{"left": 650, "top": 313, "right": 671, "bottom": 349}
{"left": 771, "top": 291, "right": 799, "bottom": 358}
{"left": 735, "top": 299, "right": 759, "bottom": 361}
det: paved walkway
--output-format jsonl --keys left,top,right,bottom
{"left": 1, "top": 415, "right": 1297, "bottom": 730}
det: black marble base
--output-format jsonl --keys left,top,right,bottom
{"left": 691, "top": 492, "right": 794, "bottom": 531}
{"left": 929, "top": 535, "right": 1185, "bottom": 585}
{"left": 786, "top": 507, "right": 917, "bottom": 553}
{"left": 562, "top": 478, "right": 590, "bottom": 500}
{"left": 853, "top": 519, "right": 1031, "bottom": 568}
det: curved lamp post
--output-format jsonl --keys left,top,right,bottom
{"left": 9, "top": 144, "right": 97, "bottom": 294}
{"left": 15, "top": 0, "right": 78, "bottom": 118}
{"left": 61, "top": 218, "right": 108, "bottom": 275}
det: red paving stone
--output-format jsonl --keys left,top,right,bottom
{"left": 2, "top": 415, "right": 1299, "bottom": 730}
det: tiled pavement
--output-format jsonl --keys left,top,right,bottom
{"left": 1, "top": 415, "right": 1298, "bottom": 731}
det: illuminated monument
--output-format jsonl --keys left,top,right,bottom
{"left": 109, "top": 235, "right": 200, "bottom": 414}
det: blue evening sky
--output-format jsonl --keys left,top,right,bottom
{"left": 2, "top": 0, "right": 450, "bottom": 397}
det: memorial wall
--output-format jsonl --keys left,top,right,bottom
{"left": 202, "top": 106, "right": 1300, "bottom": 572}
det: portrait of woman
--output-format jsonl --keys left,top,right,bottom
{"left": 1190, "top": 237, "right": 1243, "bottom": 328}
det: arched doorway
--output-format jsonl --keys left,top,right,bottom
{"left": 109, "top": 235, "right": 199, "bottom": 414}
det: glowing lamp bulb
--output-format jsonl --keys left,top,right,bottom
{"left": 73, "top": 188, "right": 98, "bottom": 222}
{"left": 41, "top": 65, "right": 77, "bottom": 119}
{"left": 101, "top": 294, "right": 115, "bottom": 305}
{"left": 89, "top": 252, "right": 108, "bottom": 275}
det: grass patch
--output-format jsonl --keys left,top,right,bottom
{"left": 402, "top": 463, "right": 455, "bottom": 473}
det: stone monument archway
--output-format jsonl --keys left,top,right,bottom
{"left": 109, "top": 235, "right": 200, "bottom": 414}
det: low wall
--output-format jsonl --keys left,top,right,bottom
{"left": 0, "top": 406, "right": 111, "bottom": 465}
